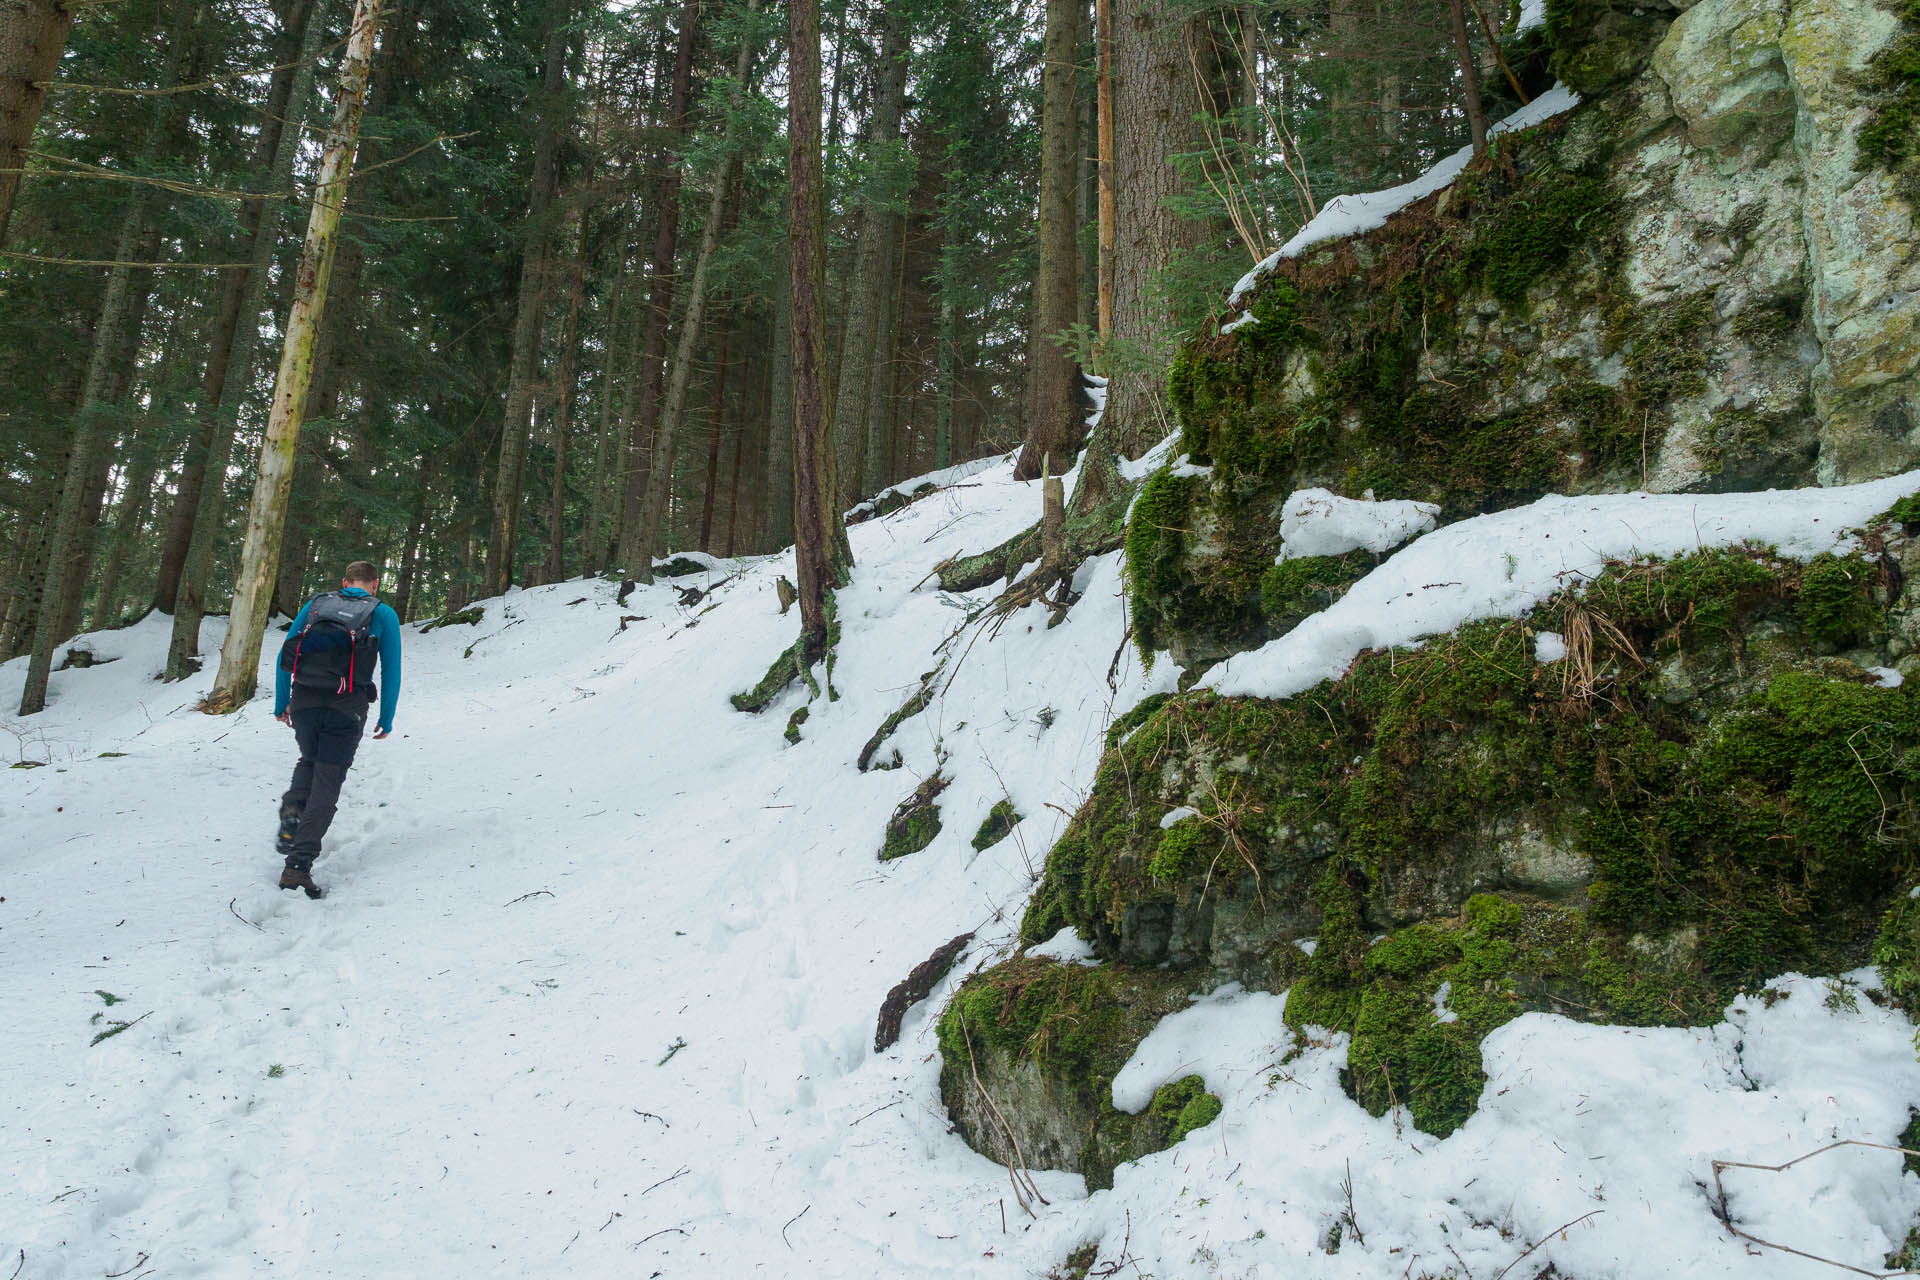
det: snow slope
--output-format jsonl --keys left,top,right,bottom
{"left": 5, "top": 456, "right": 1919, "bottom": 1279}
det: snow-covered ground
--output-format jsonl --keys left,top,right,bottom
{"left": 5, "top": 455, "right": 1919, "bottom": 1279}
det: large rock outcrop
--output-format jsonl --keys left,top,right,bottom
{"left": 941, "top": 0, "right": 1920, "bottom": 1179}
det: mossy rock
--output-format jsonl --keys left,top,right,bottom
{"left": 655, "top": 556, "right": 712, "bottom": 578}
{"left": 881, "top": 773, "right": 948, "bottom": 861}
{"left": 419, "top": 605, "right": 483, "bottom": 632}
{"left": 972, "top": 799, "right": 1022, "bottom": 851}
{"left": 1027, "top": 540, "right": 1919, "bottom": 1133}
{"left": 936, "top": 956, "right": 1212, "bottom": 1189}
{"left": 1856, "top": 0, "right": 1920, "bottom": 202}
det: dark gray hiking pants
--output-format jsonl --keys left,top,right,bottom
{"left": 281, "top": 706, "right": 367, "bottom": 868}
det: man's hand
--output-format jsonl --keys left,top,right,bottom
{"left": 276, "top": 711, "right": 292, "bottom": 725}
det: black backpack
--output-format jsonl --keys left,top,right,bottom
{"left": 279, "top": 592, "right": 380, "bottom": 695}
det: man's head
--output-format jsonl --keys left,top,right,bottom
{"left": 342, "top": 560, "right": 381, "bottom": 592}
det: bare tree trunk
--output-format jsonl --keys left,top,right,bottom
{"left": 616, "top": 0, "right": 702, "bottom": 574}
{"left": 163, "top": 2, "right": 326, "bottom": 682}
{"left": 830, "top": 4, "right": 910, "bottom": 505}
{"left": 18, "top": 204, "right": 155, "bottom": 712}
{"left": 582, "top": 254, "right": 631, "bottom": 573}
{"left": 151, "top": 0, "right": 312, "bottom": 612}
{"left": 484, "top": 2, "right": 569, "bottom": 597}
{"left": 1095, "top": 0, "right": 1115, "bottom": 339}
{"left": 763, "top": 256, "right": 795, "bottom": 550}
{"left": 392, "top": 458, "right": 431, "bottom": 622}
{"left": 0, "top": 0, "right": 76, "bottom": 247}
{"left": 698, "top": 297, "right": 734, "bottom": 549}
{"left": 545, "top": 210, "right": 590, "bottom": 582}
{"left": 633, "top": 7, "right": 760, "bottom": 582}
{"left": 89, "top": 432, "right": 164, "bottom": 630}
{"left": 1447, "top": 0, "right": 1488, "bottom": 156}
{"left": 204, "top": 0, "right": 385, "bottom": 713}
{"left": 788, "top": 0, "right": 850, "bottom": 653}
{"left": 1015, "top": 0, "right": 1085, "bottom": 481}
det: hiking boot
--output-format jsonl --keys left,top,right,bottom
{"left": 279, "top": 864, "right": 325, "bottom": 900}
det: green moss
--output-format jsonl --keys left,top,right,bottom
{"left": 859, "top": 679, "right": 935, "bottom": 771}
{"left": 1260, "top": 554, "right": 1370, "bottom": 627}
{"left": 972, "top": 799, "right": 1022, "bottom": 851}
{"left": 1106, "top": 692, "right": 1173, "bottom": 751}
{"left": 419, "top": 605, "right": 483, "bottom": 632}
{"left": 1543, "top": 0, "right": 1668, "bottom": 95}
{"left": 1612, "top": 293, "right": 1716, "bottom": 403}
{"left": 1052, "top": 1242, "right": 1100, "bottom": 1280}
{"left": 1885, "top": 494, "right": 1920, "bottom": 531}
{"left": 881, "top": 774, "right": 949, "bottom": 861}
{"left": 1125, "top": 469, "right": 1199, "bottom": 658}
{"left": 936, "top": 958, "right": 1198, "bottom": 1187}
{"left": 1874, "top": 887, "right": 1920, "bottom": 1008}
{"left": 1028, "top": 545, "right": 1920, "bottom": 1133}
{"left": 1795, "top": 553, "right": 1878, "bottom": 650}
{"left": 783, "top": 706, "right": 809, "bottom": 744}
{"left": 1144, "top": 1074, "right": 1223, "bottom": 1146}
{"left": 1149, "top": 817, "right": 1217, "bottom": 883}
{"left": 1857, "top": 1, "right": 1920, "bottom": 201}
{"left": 1465, "top": 173, "right": 1613, "bottom": 309}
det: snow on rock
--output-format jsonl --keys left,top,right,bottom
{"left": 1228, "top": 85, "right": 1583, "bottom": 309}
{"left": 1279, "top": 487, "right": 1439, "bottom": 558}
{"left": 1871, "top": 665, "right": 1905, "bottom": 688}
{"left": 1207, "top": 473, "right": 1920, "bottom": 700}
{"left": 1028, "top": 927, "right": 1101, "bottom": 966}
{"left": 1159, "top": 805, "right": 1200, "bottom": 829}
{"left": 1109, "top": 985, "right": 1286, "bottom": 1113}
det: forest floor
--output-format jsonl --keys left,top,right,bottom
{"left": 4, "top": 451, "right": 1920, "bottom": 1279}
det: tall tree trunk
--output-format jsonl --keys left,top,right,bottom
{"left": 17, "top": 200, "right": 156, "bottom": 713}
{"left": 392, "top": 456, "right": 432, "bottom": 622}
{"left": 698, "top": 298, "right": 734, "bottom": 549}
{"left": 545, "top": 210, "right": 590, "bottom": 582}
{"left": 763, "top": 256, "right": 795, "bottom": 550}
{"left": 863, "top": 216, "right": 903, "bottom": 489}
{"left": 788, "top": 0, "right": 850, "bottom": 653}
{"left": 484, "top": 1, "right": 570, "bottom": 597}
{"left": 204, "top": 0, "right": 385, "bottom": 714}
{"left": 1095, "top": 0, "right": 1115, "bottom": 339}
{"left": 0, "top": 0, "right": 76, "bottom": 248}
{"left": 151, "top": 0, "right": 313, "bottom": 611}
{"left": 16, "top": 0, "right": 190, "bottom": 712}
{"left": 633, "top": 9, "right": 760, "bottom": 582}
{"left": 1447, "top": 0, "right": 1488, "bottom": 155}
{"left": 89, "top": 431, "right": 164, "bottom": 630}
{"left": 1015, "top": 0, "right": 1085, "bottom": 481}
{"left": 934, "top": 287, "right": 955, "bottom": 470}
{"left": 583, "top": 254, "right": 631, "bottom": 573}
{"left": 164, "top": 1, "right": 327, "bottom": 682}
{"left": 1071, "top": 0, "right": 1226, "bottom": 515}
{"left": 616, "top": 0, "right": 701, "bottom": 574}
{"left": 830, "top": 4, "right": 910, "bottom": 505}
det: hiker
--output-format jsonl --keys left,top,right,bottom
{"left": 272, "top": 560, "right": 402, "bottom": 898}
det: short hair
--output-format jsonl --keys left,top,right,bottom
{"left": 343, "top": 560, "right": 380, "bottom": 585}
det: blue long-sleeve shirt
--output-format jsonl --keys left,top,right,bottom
{"left": 274, "top": 588, "right": 403, "bottom": 733}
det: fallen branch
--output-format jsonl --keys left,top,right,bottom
{"left": 782, "top": 1204, "right": 810, "bottom": 1248}
{"left": 1491, "top": 1210, "right": 1602, "bottom": 1280}
{"left": 105, "top": 1253, "right": 149, "bottom": 1278}
{"left": 228, "top": 897, "right": 264, "bottom": 931}
{"left": 503, "top": 890, "right": 554, "bottom": 906}
{"left": 1711, "top": 1140, "right": 1920, "bottom": 1277}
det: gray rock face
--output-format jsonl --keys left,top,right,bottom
{"left": 1646, "top": 0, "right": 1916, "bottom": 485}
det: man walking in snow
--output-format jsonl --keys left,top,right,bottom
{"left": 273, "top": 560, "right": 402, "bottom": 898}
